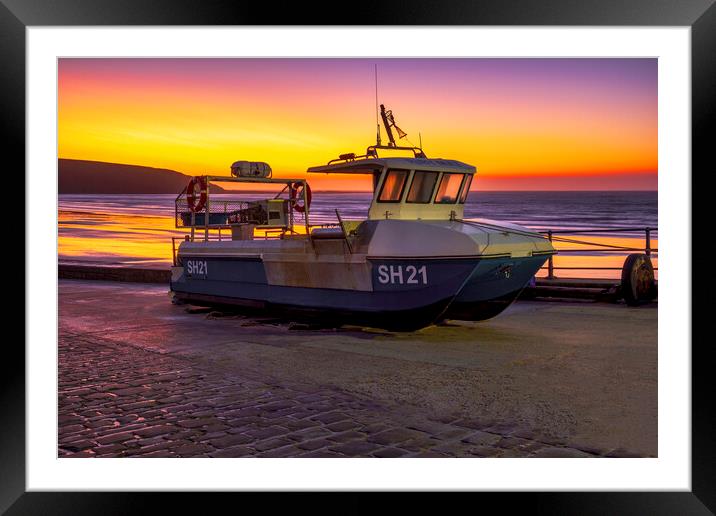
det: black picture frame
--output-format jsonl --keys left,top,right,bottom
{"left": 6, "top": 0, "right": 713, "bottom": 512}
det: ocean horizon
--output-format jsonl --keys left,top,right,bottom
{"left": 58, "top": 191, "right": 657, "bottom": 278}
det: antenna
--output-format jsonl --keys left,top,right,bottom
{"left": 419, "top": 132, "right": 422, "bottom": 150}
{"left": 374, "top": 64, "right": 381, "bottom": 146}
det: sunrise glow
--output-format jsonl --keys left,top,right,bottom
{"left": 58, "top": 58, "right": 657, "bottom": 191}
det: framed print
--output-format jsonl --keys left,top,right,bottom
{"left": 6, "top": 0, "right": 714, "bottom": 512}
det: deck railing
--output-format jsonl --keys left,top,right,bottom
{"left": 170, "top": 230, "right": 298, "bottom": 266}
{"left": 539, "top": 227, "right": 657, "bottom": 279}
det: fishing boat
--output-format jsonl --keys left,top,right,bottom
{"left": 169, "top": 105, "right": 556, "bottom": 330}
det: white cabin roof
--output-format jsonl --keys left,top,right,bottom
{"left": 307, "top": 157, "right": 476, "bottom": 175}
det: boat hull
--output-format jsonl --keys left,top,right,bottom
{"left": 170, "top": 247, "right": 550, "bottom": 329}
{"left": 170, "top": 256, "right": 478, "bottom": 330}
{"left": 171, "top": 290, "right": 454, "bottom": 331}
{"left": 443, "top": 254, "right": 549, "bottom": 321}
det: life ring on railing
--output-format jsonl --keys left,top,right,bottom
{"left": 289, "top": 182, "right": 312, "bottom": 213}
{"left": 186, "top": 176, "right": 208, "bottom": 213}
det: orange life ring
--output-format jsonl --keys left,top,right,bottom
{"left": 290, "top": 182, "right": 312, "bottom": 213}
{"left": 186, "top": 176, "right": 207, "bottom": 213}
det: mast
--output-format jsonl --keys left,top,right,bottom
{"left": 380, "top": 104, "right": 394, "bottom": 146}
{"left": 379, "top": 104, "right": 408, "bottom": 147}
{"left": 375, "top": 65, "right": 381, "bottom": 146}
{"left": 365, "top": 102, "right": 426, "bottom": 159}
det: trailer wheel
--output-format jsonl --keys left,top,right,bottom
{"left": 621, "top": 253, "right": 656, "bottom": 306}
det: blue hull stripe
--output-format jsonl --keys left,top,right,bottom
{"left": 174, "top": 256, "right": 476, "bottom": 313}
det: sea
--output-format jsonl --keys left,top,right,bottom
{"left": 58, "top": 191, "right": 657, "bottom": 279}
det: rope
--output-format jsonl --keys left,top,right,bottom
{"left": 547, "top": 235, "right": 646, "bottom": 251}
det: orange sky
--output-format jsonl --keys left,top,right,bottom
{"left": 58, "top": 58, "right": 658, "bottom": 191}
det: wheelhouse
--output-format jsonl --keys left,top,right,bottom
{"left": 307, "top": 153, "right": 476, "bottom": 221}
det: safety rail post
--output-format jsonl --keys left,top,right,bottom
{"left": 288, "top": 180, "right": 294, "bottom": 231}
{"left": 547, "top": 230, "right": 555, "bottom": 279}
{"left": 171, "top": 237, "right": 176, "bottom": 266}
{"left": 645, "top": 228, "right": 651, "bottom": 256}
{"left": 190, "top": 209, "right": 195, "bottom": 242}
{"left": 304, "top": 179, "right": 309, "bottom": 233}
{"left": 204, "top": 177, "right": 210, "bottom": 242}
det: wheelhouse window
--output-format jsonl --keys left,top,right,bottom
{"left": 458, "top": 174, "right": 473, "bottom": 204}
{"left": 406, "top": 171, "right": 439, "bottom": 203}
{"left": 434, "top": 173, "right": 464, "bottom": 204}
{"left": 377, "top": 169, "right": 409, "bottom": 202}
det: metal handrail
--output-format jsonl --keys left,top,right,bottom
{"left": 541, "top": 226, "right": 657, "bottom": 279}
{"left": 539, "top": 227, "right": 657, "bottom": 234}
{"left": 171, "top": 230, "right": 293, "bottom": 265}
{"left": 174, "top": 176, "right": 310, "bottom": 239}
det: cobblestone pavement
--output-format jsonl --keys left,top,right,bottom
{"left": 59, "top": 280, "right": 657, "bottom": 458}
{"left": 59, "top": 329, "right": 607, "bottom": 458}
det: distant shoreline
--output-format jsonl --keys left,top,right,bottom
{"left": 59, "top": 158, "right": 656, "bottom": 194}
